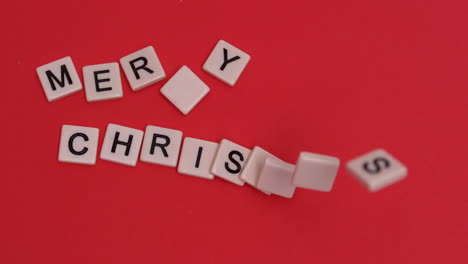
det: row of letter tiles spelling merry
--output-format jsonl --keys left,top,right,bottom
{"left": 58, "top": 124, "right": 346, "bottom": 198}
{"left": 36, "top": 40, "right": 250, "bottom": 114}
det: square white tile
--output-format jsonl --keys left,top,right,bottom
{"left": 120, "top": 46, "right": 166, "bottom": 91}
{"left": 161, "top": 66, "right": 210, "bottom": 115}
{"left": 140, "top": 125, "right": 183, "bottom": 168}
{"left": 210, "top": 139, "right": 251, "bottom": 186}
{"left": 258, "top": 158, "right": 296, "bottom": 198}
{"left": 36, "top": 56, "right": 82, "bottom": 102}
{"left": 346, "top": 149, "right": 407, "bottom": 192}
{"left": 240, "top": 146, "right": 282, "bottom": 194}
{"left": 83, "top": 62, "right": 123, "bottom": 102}
{"left": 293, "top": 152, "right": 340, "bottom": 192}
{"left": 203, "top": 40, "right": 251, "bottom": 86}
{"left": 178, "top": 137, "right": 219, "bottom": 180}
{"left": 58, "top": 125, "right": 99, "bottom": 165}
{"left": 100, "top": 123, "right": 144, "bottom": 167}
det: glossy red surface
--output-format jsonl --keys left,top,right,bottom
{"left": 2, "top": 0, "right": 467, "bottom": 263}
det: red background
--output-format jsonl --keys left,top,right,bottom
{"left": 1, "top": 0, "right": 468, "bottom": 263}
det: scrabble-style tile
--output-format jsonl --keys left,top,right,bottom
{"left": 293, "top": 152, "right": 340, "bottom": 192}
{"left": 258, "top": 158, "right": 296, "bottom": 198}
{"left": 100, "top": 124, "right": 144, "bottom": 167}
{"left": 36, "top": 56, "right": 82, "bottom": 102}
{"left": 140, "top": 125, "right": 183, "bottom": 168}
{"left": 346, "top": 149, "right": 407, "bottom": 192}
{"left": 58, "top": 125, "right": 99, "bottom": 165}
{"left": 210, "top": 139, "right": 251, "bottom": 186}
{"left": 240, "top": 146, "right": 281, "bottom": 194}
{"left": 120, "top": 46, "right": 166, "bottom": 91}
{"left": 178, "top": 137, "right": 219, "bottom": 180}
{"left": 203, "top": 40, "right": 251, "bottom": 86}
{"left": 161, "top": 66, "right": 210, "bottom": 115}
{"left": 83, "top": 62, "right": 123, "bottom": 102}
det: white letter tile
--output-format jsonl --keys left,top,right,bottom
{"left": 83, "top": 62, "right": 123, "bottom": 102}
{"left": 58, "top": 125, "right": 99, "bottom": 165}
{"left": 140, "top": 125, "right": 183, "bottom": 168}
{"left": 346, "top": 149, "right": 407, "bottom": 192}
{"left": 240, "top": 146, "right": 282, "bottom": 194}
{"left": 161, "top": 66, "right": 210, "bottom": 115}
{"left": 211, "top": 139, "right": 251, "bottom": 186}
{"left": 178, "top": 137, "right": 219, "bottom": 180}
{"left": 100, "top": 124, "right": 144, "bottom": 167}
{"left": 258, "top": 158, "right": 296, "bottom": 198}
{"left": 203, "top": 40, "right": 251, "bottom": 86}
{"left": 120, "top": 46, "right": 166, "bottom": 91}
{"left": 36, "top": 56, "right": 82, "bottom": 102}
{"left": 293, "top": 152, "right": 340, "bottom": 192}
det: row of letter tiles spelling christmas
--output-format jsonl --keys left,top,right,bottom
{"left": 59, "top": 124, "right": 407, "bottom": 197}
{"left": 36, "top": 40, "right": 250, "bottom": 115}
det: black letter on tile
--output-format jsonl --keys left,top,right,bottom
{"left": 46, "top": 64, "right": 72, "bottom": 91}
{"left": 68, "top": 133, "right": 89, "bottom": 155}
{"left": 94, "top": 70, "right": 112, "bottom": 92}
{"left": 220, "top": 48, "right": 240, "bottom": 71}
{"left": 150, "top": 134, "right": 170, "bottom": 157}
{"left": 195, "top": 147, "right": 203, "bottom": 168}
{"left": 129, "top": 57, "right": 154, "bottom": 79}
{"left": 363, "top": 157, "right": 391, "bottom": 174}
{"left": 224, "top": 150, "right": 244, "bottom": 174}
{"left": 111, "top": 132, "right": 133, "bottom": 156}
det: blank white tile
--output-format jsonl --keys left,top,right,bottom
{"left": 161, "top": 66, "right": 210, "bottom": 115}
{"left": 36, "top": 56, "right": 82, "bottom": 102}
{"left": 240, "top": 146, "right": 282, "bottom": 194}
{"left": 120, "top": 46, "right": 166, "bottom": 91}
{"left": 203, "top": 40, "right": 251, "bottom": 86}
{"left": 346, "top": 149, "right": 407, "bottom": 192}
{"left": 210, "top": 139, "right": 251, "bottom": 186}
{"left": 100, "top": 124, "right": 144, "bottom": 167}
{"left": 293, "top": 152, "right": 340, "bottom": 192}
{"left": 178, "top": 137, "right": 219, "bottom": 180}
{"left": 83, "top": 62, "right": 123, "bottom": 102}
{"left": 58, "top": 125, "right": 99, "bottom": 165}
{"left": 258, "top": 158, "right": 296, "bottom": 198}
{"left": 140, "top": 125, "right": 183, "bottom": 168}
